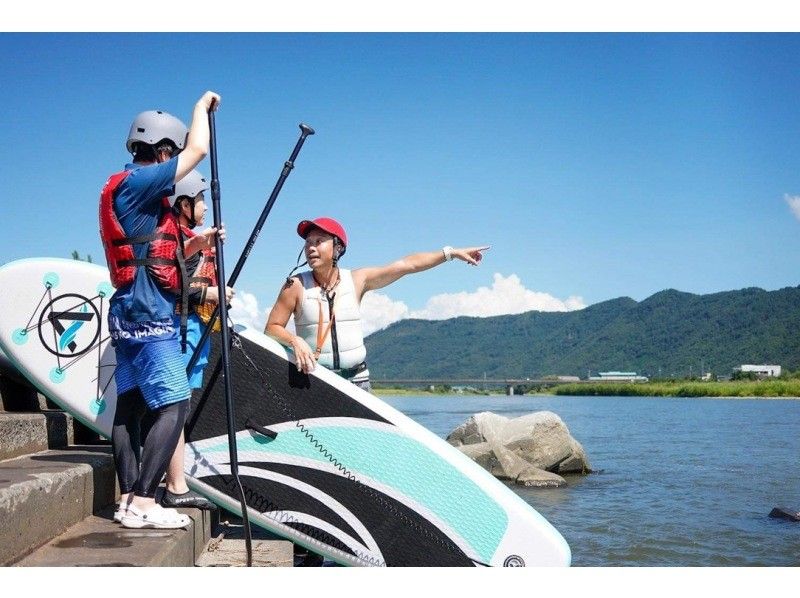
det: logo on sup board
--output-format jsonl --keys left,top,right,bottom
{"left": 503, "top": 555, "right": 526, "bottom": 567}
{"left": 37, "top": 293, "right": 101, "bottom": 358}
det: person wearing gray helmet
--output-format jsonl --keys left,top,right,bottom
{"left": 152, "top": 169, "right": 234, "bottom": 511}
{"left": 99, "top": 91, "right": 222, "bottom": 529}
{"left": 169, "top": 168, "right": 234, "bottom": 390}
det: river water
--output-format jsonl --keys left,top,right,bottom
{"left": 381, "top": 394, "right": 800, "bottom": 566}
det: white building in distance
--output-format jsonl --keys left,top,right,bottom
{"left": 734, "top": 364, "right": 781, "bottom": 378}
{"left": 589, "top": 371, "right": 649, "bottom": 382}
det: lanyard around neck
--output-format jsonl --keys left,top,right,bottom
{"left": 314, "top": 289, "right": 336, "bottom": 358}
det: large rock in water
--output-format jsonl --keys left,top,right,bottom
{"left": 446, "top": 411, "right": 590, "bottom": 487}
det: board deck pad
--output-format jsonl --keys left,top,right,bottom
{"left": 0, "top": 258, "right": 571, "bottom": 567}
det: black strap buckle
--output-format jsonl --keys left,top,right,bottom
{"left": 335, "top": 361, "right": 368, "bottom": 379}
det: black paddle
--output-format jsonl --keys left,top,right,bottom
{"left": 205, "top": 102, "right": 254, "bottom": 566}
{"left": 185, "top": 123, "right": 315, "bottom": 375}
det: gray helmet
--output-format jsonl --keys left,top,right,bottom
{"left": 169, "top": 169, "right": 208, "bottom": 207}
{"left": 126, "top": 110, "right": 188, "bottom": 154}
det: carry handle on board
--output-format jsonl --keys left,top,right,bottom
{"left": 246, "top": 418, "right": 279, "bottom": 440}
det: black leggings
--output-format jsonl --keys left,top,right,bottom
{"left": 112, "top": 389, "right": 189, "bottom": 498}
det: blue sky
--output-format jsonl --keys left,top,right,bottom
{"left": 2, "top": 33, "right": 800, "bottom": 332}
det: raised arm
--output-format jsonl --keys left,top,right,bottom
{"left": 352, "top": 245, "right": 489, "bottom": 300}
{"left": 175, "top": 91, "right": 220, "bottom": 182}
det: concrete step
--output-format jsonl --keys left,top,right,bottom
{"left": 197, "top": 517, "right": 294, "bottom": 567}
{"left": 0, "top": 354, "right": 45, "bottom": 412}
{"left": 15, "top": 505, "right": 216, "bottom": 566}
{"left": 0, "top": 446, "right": 116, "bottom": 565}
{"left": 196, "top": 537, "right": 294, "bottom": 567}
{"left": 1, "top": 361, "right": 101, "bottom": 443}
{"left": 0, "top": 411, "right": 76, "bottom": 461}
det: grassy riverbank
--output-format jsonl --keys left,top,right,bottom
{"left": 552, "top": 380, "right": 800, "bottom": 398}
{"left": 371, "top": 387, "right": 436, "bottom": 396}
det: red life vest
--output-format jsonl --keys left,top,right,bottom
{"left": 191, "top": 250, "right": 218, "bottom": 288}
{"left": 99, "top": 170, "right": 184, "bottom": 294}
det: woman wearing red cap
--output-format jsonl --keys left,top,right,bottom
{"left": 265, "top": 217, "right": 489, "bottom": 391}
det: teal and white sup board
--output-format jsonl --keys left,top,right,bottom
{"left": 0, "top": 258, "right": 571, "bottom": 567}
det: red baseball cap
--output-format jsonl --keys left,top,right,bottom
{"left": 297, "top": 217, "right": 348, "bottom": 256}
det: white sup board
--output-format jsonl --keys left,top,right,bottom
{"left": 0, "top": 258, "right": 571, "bottom": 567}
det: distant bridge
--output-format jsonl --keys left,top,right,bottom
{"left": 373, "top": 378, "right": 574, "bottom": 385}
{"left": 371, "top": 378, "right": 585, "bottom": 394}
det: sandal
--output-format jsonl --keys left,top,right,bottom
{"left": 113, "top": 505, "right": 127, "bottom": 523}
{"left": 113, "top": 497, "right": 133, "bottom": 523}
{"left": 121, "top": 504, "right": 191, "bottom": 530}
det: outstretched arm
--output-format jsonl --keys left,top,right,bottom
{"left": 352, "top": 246, "right": 489, "bottom": 300}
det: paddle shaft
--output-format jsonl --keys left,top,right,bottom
{"left": 206, "top": 107, "right": 253, "bottom": 566}
{"left": 185, "top": 123, "right": 314, "bottom": 374}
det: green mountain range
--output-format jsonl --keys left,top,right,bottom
{"left": 364, "top": 286, "right": 800, "bottom": 379}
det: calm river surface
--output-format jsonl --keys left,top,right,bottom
{"left": 381, "top": 394, "right": 800, "bottom": 566}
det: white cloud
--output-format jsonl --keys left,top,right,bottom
{"left": 226, "top": 273, "right": 584, "bottom": 338}
{"left": 785, "top": 194, "right": 800, "bottom": 222}
{"left": 409, "top": 273, "right": 585, "bottom": 320}
{"left": 228, "top": 290, "right": 267, "bottom": 332}
{"left": 360, "top": 292, "right": 410, "bottom": 336}
{"left": 359, "top": 273, "right": 585, "bottom": 335}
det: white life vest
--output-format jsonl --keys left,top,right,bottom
{"left": 294, "top": 268, "right": 367, "bottom": 371}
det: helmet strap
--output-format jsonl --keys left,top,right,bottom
{"left": 332, "top": 238, "right": 343, "bottom": 266}
{"left": 284, "top": 247, "right": 308, "bottom": 288}
{"left": 175, "top": 196, "right": 197, "bottom": 229}
{"left": 186, "top": 196, "right": 197, "bottom": 229}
